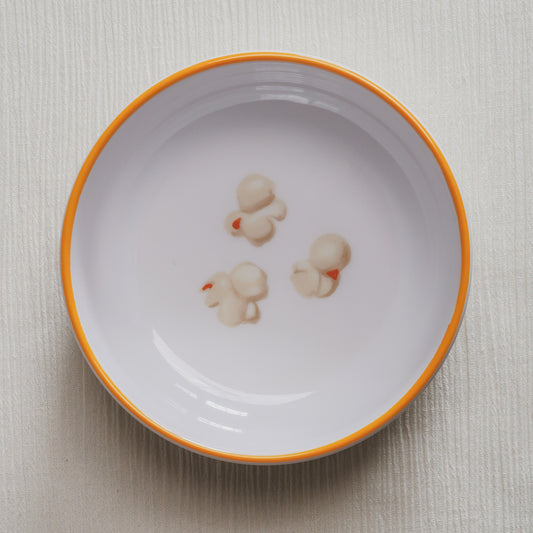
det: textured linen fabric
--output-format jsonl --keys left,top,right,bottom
{"left": 0, "top": 1, "right": 531, "bottom": 531}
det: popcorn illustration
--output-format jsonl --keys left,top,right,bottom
{"left": 225, "top": 174, "right": 286, "bottom": 246}
{"left": 201, "top": 262, "right": 268, "bottom": 326}
{"left": 291, "top": 234, "right": 351, "bottom": 298}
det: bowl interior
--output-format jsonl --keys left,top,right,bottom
{"left": 69, "top": 60, "right": 463, "bottom": 458}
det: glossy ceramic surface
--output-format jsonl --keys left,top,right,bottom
{"left": 62, "top": 54, "right": 470, "bottom": 463}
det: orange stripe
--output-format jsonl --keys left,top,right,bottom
{"left": 61, "top": 52, "right": 470, "bottom": 464}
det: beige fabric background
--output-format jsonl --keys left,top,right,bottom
{"left": 1, "top": 1, "right": 531, "bottom": 531}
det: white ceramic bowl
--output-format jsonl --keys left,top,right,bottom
{"left": 61, "top": 53, "right": 470, "bottom": 464}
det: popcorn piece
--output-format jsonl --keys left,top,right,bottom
{"left": 291, "top": 234, "right": 351, "bottom": 298}
{"left": 201, "top": 262, "right": 268, "bottom": 326}
{"left": 225, "top": 174, "right": 286, "bottom": 246}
